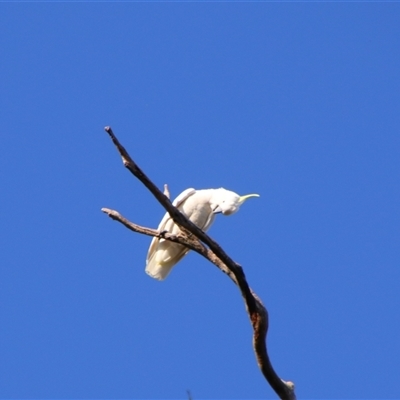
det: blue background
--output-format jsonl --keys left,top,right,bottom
{"left": 1, "top": 3, "right": 399, "bottom": 399}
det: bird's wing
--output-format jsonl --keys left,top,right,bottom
{"left": 187, "top": 190, "right": 216, "bottom": 233}
{"left": 172, "top": 188, "right": 196, "bottom": 207}
{"left": 200, "top": 208, "right": 216, "bottom": 233}
{"left": 146, "top": 188, "right": 196, "bottom": 264}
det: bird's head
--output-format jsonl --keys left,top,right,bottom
{"left": 210, "top": 188, "right": 259, "bottom": 216}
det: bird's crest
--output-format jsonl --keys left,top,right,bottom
{"left": 238, "top": 193, "right": 260, "bottom": 204}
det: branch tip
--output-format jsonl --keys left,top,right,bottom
{"left": 104, "top": 125, "right": 117, "bottom": 144}
{"left": 283, "top": 380, "right": 295, "bottom": 390}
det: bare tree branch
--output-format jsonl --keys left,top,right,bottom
{"left": 104, "top": 127, "right": 255, "bottom": 307}
{"left": 101, "top": 208, "right": 238, "bottom": 283}
{"left": 102, "top": 126, "right": 296, "bottom": 400}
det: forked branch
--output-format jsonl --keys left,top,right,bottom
{"left": 102, "top": 126, "right": 296, "bottom": 400}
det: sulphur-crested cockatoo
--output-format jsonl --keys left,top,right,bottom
{"left": 145, "top": 188, "right": 259, "bottom": 280}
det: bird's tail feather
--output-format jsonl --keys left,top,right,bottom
{"left": 145, "top": 245, "right": 190, "bottom": 281}
{"left": 145, "top": 262, "right": 175, "bottom": 281}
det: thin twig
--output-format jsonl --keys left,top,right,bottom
{"left": 102, "top": 126, "right": 296, "bottom": 400}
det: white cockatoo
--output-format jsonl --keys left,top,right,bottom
{"left": 145, "top": 188, "right": 259, "bottom": 280}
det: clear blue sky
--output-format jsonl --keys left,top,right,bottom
{"left": 1, "top": 3, "right": 399, "bottom": 399}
